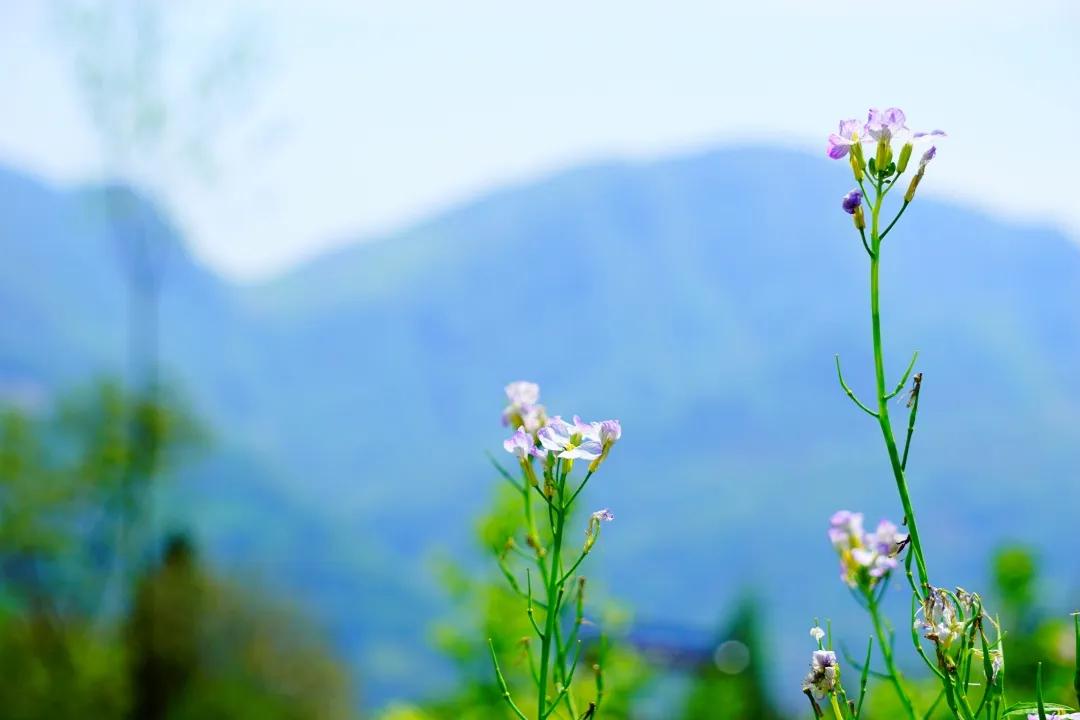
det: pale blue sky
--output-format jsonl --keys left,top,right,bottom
{"left": 2, "top": 1, "right": 1078, "bottom": 280}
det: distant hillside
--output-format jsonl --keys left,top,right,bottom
{"left": 2, "top": 147, "right": 1079, "bottom": 708}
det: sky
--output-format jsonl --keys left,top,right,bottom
{"left": 1, "top": 0, "right": 1078, "bottom": 281}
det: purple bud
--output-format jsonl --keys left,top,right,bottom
{"left": 919, "top": 146, "right": 937, "bottom": 170}
{"left": 841, "top": 189, "right": 863, "bottom": 215}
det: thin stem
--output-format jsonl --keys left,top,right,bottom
{"left": 859, "top": 227, "right": 874, "bottom": 258}
{"left": 564, "top": 470, "right": 594, "bottom": 510}
{"left": 829, "top": 693, "right": 846, "bottom": 720}
{"left": 489, "top": 639, "right": 529, "bottom": 720}
{"left": 868, "top": 183, "right": 930, "bottom": 592}
{"left": 867, "top": 589, "right": 917, "bottom": 719}
{"left": 537, "top": 466, "right": 568, "bottom": 718}
{"left": 878, "top": 201, "right": 909, "bottom": 241}
{"left": 836, "top": 355, "right": 879, "bottom": 418}
{"left": 1073, "top": 613, "right": 1080, "bottom": 708}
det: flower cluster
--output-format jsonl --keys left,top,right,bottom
{"left": 502, "top": 380, "right": 547, "bottom": 434}
{"left": 802, "top": 649, "right": 840, "bottom": 698}
{"left": 914, "top": 587, "right": 983, "bottom": 652}
{"left": 828, "top": 107, "right": 944, "bottom": 226}
{"left": 828, "top": 511, "right": 907, "bottom": 590}
{"left": 827, "top": 107, "right": 944, "bottom": 163}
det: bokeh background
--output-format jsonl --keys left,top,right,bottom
{"left": 1, "top": 1, "right": 1078, "bottom": 717}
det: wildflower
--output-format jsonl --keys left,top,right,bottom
{"left": 841, "top": 189, "right": 862, "bottom": 215}
{"left": 915, "top": 587, "right": 966, "bottom": 649}
{"left": 503, "top": 427, "right": 541, "bottom": 460}
{"left": 810, "top": 625, "right": 825, "bottom": 642}
{"left": 802, "top": 650, "right": 840, "bottom": 697}
{"left": 828, "top": 511, "right": 907, "bottom": 589}
{"left": 502, "top": 381, "right": 547, "bottom": 433}
{"left": 826, "top": 119, "right": 864, "bottom": 160}
{"left": 589, "top": 419, "right": 622, "bottom": 472}
{"left": 828, "top": 511, "right": 865, "bottom": 551}
{"left": 1026, "top": 715, "right": 1080, "bottom": 720}
{"left": 598, "top": 420, "right": 621, "bottom": 446}
{"left": 537, "top": 416, "right": 602, "bottom": 461}
{"left": 868, "top": 520, "right": 907, "bottom": 557}
{"left": 505, "top": 381, "right": 539, "bottom": 407}
{"left": 591, "top": 508, "right": 615, "bottom": 522}
{"left": 864, "top": 107, "right": 908, "bottom": 142}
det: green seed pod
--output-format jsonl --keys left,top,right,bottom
{"left": 905, "top": 170, "right": 924, "bottom": 203}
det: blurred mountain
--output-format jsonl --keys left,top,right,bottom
{"left": 2, "top": 147, "right": 1079, "bottom": 709}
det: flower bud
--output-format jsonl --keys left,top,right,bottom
{"left": 875, "top": 137, "right": 892, "bottom": 174}
{"left": 850, "top": 137, "right": 864, "bottom": 166}
{"left": 853, "top": 205, "right": 866, "bottom": 230}
{"left": 583, "top": 508, "right": 614, "bottom": 553}
{"left": 849, "top": 151, "right": 863, "bottom": 182}
{"left": 896, "top": 143, "right": 913, "bottom": 173}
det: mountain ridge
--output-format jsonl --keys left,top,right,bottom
{"left": 2, "top": 145, "right": 1079, "bottom": 709}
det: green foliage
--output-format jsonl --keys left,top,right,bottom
{"left": 680, "top": 597, "right": 783, "bottom": 720}
{"left": 0, "top": 381, "right": 355, "bottom": 719}
{"left": 410, "top": 482, "right": 650, "bottom": 720}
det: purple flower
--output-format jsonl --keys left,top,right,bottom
{"left": 503, "top": 427, "right": 540, "bottom": 460}
{"left": 591, "top": 508, "right": 615, "bottom": 522}
{"left": 841, "top": 189, "right": 862, "bottom": 215}
{"left": 828, "top": 511, "right": 906, "bottom": 589}
{"left": 868, "top": 520, "right": 907, "bottom": 556}
{"left": 826, "top": 118, "right": 862, "bottom": 159}
{"left": 864, "top": 107, "right": 908, "bottom": 141}
{"left": 537, "top": 415, "right": 602, "bottom": 461}
{"left": 828, "top": 510, "right": 864, "bottom": 550}
{"left": 802, "top": 650, "right": 839, "bottom": 697}
{"left": 598, "top": 419, "right": 621, "bottom": 446}
{"left": 505, "top": 381, "right": 539, "bottom": 407}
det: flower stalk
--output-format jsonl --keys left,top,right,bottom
{"left": 489, "top": 383, "right": 621, "bottom": 719}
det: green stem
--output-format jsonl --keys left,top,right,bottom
{"left": 868, "top": 184, "right": 930, "bottom": 593}
{"left": 829, "top": 693, "right": 846, "bottom": 720}
{"left": 868, "top": 589, "right": 917, "bottom": 719}
{"left": 537, "top": 472, "right": 567, "bottom": 718}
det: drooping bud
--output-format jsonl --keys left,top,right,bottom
{"left": 896, "top": 143, "right": 913, "bottom": 173}
{"left": 841, "top": 189, "right": 862, "bottom": 215}
{"left": 588, "top": 419, "right": 621, "bottom": 473}
{"left": 583, "top": 508, "right": 614, "bottom": 553}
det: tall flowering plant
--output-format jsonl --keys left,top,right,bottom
{"left": 488, "top": 382, "right": 622, "bottom": 720}
{"left": 805, "top": 108, "right": 1080, "bottom": 720}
